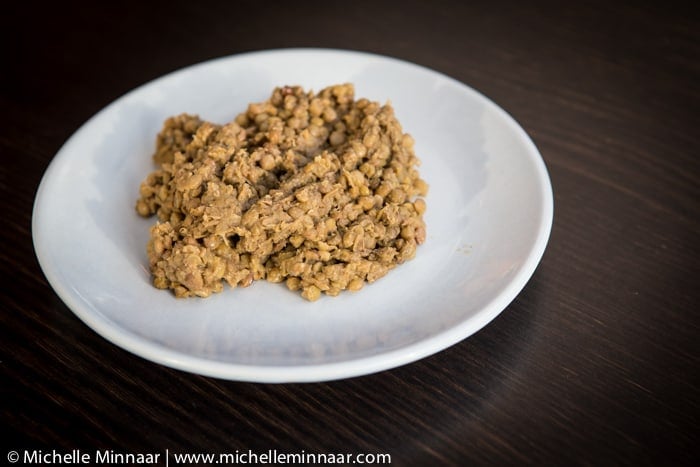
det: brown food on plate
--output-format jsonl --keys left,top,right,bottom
{"left": 135, "top": 83, "right": 428, "bottom": 301}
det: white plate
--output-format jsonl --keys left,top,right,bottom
{"left": 32, "top": 49, "right": 553, "bottom": 382}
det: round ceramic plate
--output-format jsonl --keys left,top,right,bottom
{"left": 32, "top": 49, "right": 553, "bottom": 382}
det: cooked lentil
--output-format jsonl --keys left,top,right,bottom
{"left": 136, "top": 84, "right": 427, "bottom": 301}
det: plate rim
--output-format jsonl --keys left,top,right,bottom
{"left": 32, "top": 47, "right": 553, "bottom": 383}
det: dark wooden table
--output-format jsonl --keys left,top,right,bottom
{"left": 3, "top": 1, "right": 698, "bottom": 465}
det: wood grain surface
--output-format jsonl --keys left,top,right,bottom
{"left": 2, "top": 1, "right": 698, "bottom": 465}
